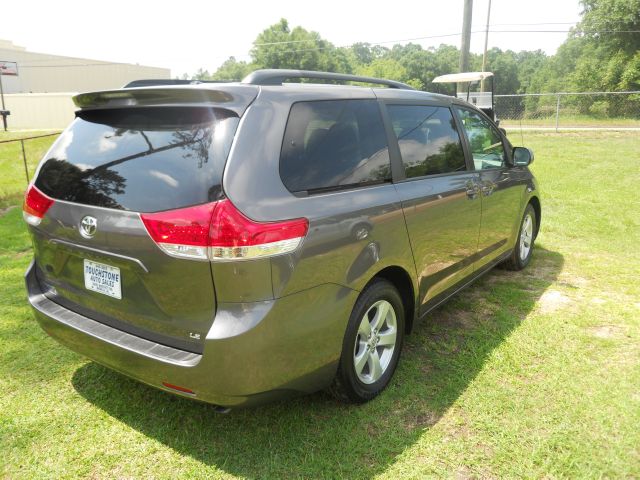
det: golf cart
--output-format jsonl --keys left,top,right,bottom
{"left": 433, "top": 71, "right": 497, "bottom": 123}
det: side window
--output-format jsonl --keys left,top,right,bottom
{"left": 454, "top": 106, "right": 505, "bottom": 170}
{"left": 386, "top": 105, "right": 466, "bottom": 178}
{"left": 280, "top": 100, "right": 390, "bottom": 192}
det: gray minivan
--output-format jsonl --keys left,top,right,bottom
{"left": 24, "top": 69, "right": 540, "bottom": 408}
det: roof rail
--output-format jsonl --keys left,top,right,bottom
{"left": 241, "top": 69, "right": 415, "bottom": 90}
{"left": 123, "top": 79, "right": 232, "bottom": 88}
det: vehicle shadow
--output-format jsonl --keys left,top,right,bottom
{"left": 72, "top": 246, "right": 563, "bottom": 479}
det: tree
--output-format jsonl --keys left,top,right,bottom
{"left": 515, "top": 50, "right": 548, "bottom": 93}
{"left": 579, "top": 0, "right": 640, "bottom": 54}
{"left": 477, "top": 48, "right": 520, "bottom": 95}
{"left": 250, "top": 19, "right": 351, "bottom": 73}
{"left": 529, "top": 0, "right": 640, "bottom": 94}
{"left": 210, "top": 57, "right": 253, "bottom": 81}
{"left": 347, "top": 43, "right": 389, "bottom": 67}
{"left": 191, "top": 68, "right": 212, "bottom": 80}
{"left": 189, "top": 0, "right": 637, "bottom": 114}
{"left": 356, "top": 58, "right": 407, "bottom": 83}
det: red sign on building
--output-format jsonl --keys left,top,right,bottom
{"left": 0, "top": 61, "right": 18, "bottom": 76}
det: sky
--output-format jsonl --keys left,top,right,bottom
{"left": 3, "top": 0, "right": 582, "bottom": 77}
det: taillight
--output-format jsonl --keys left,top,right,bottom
{"left": 23, "top": 184, "right": 55, "bottom": 226}
{"left": 141, "top": 199, "right": 308, "bottom": 261}
{"left": 208, "top": 199, "right": 308, "bottom": 260}
{"left": 140, "top": 203, "right": 217, "bottom": 260}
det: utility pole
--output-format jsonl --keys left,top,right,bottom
{"left": 0, "top": 70, "right": 6, "bottom": 131}
{"left": 481, "top": 0, "right": 492, "bottom": 92}
{"left": 459, "top": 0, "right": 473, "bottom": 74}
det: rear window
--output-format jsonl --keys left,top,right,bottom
{"left": 387, "top": 105, "right": 466, "bottom": 178}
{"left": 280, "top": 100, "right": 390, "bottom": 193}
{"left": 35, "top": 107, "right": 239, "bottom": 212}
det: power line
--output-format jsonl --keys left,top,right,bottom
{"left": 251, "top": 22, "right": 608, "bottom": 48}
{"left": 252, "top": 22, "right": 584, "bottom": 46}
{"left": 245, "top": 30, "right": 639, "bottom": 57}
{"left": 18, "top": 62, "right": 160, "bottom": 68}
{"left": 250, "top": 29, "right": 635, "bottom": 53}
{"left": 14, "top": 29, "right": 639, "bottom": 69}
{"left": 254, "top": 32, "right": 465, "bottom": 47}
{"left": 485, "top": 22, "right": 578, "bottom": 26}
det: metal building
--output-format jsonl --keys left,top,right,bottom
{"left": 0, "top": 39, "right": 170, "bottom": 129}
{"left": 0, "top": 39, "right": 170, "bottom": 93}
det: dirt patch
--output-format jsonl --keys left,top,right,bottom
{"left": 403, "top": 411, "right": 438, "bottom": 432}
{"left": 557, "top": 274, "right": 589, "bottom": 289}
{"left": 0, "top": 206, "right": 16, "bottom": 217}
{"left": 524, "top": 264, "right": 558, "bottom": 282}
{"left": 454, "top": 464, "right": 496, "bottom": 480}
{"left": 454, "top": 466, "right": 474, "bottom": 480}
{"left": 538, "top": 289, "right": 572, "bottom": 313}
{"left": 440, "top": 309, "right": 476, "bottom": 330}
{"left": 588, "top": 325, "right": 626, "bottom": 340}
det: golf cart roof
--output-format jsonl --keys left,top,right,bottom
{"left": 433, "top": 72, "right": 494, "bottom": 83}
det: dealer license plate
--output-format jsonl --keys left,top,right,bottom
{"left": 83, "top": 259, "right": 122, "bottom": 299}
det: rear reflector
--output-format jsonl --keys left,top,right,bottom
{"left": 23, "top": 184, "right": 55, "bottom": 226}
{"left": 141, "top": 199, "right": 308, "bottom": 261}
{"left": 162, "top": 382, "right": 195, "bottom": 395}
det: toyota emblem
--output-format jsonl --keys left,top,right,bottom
{"left": 80, "top": 216, "right": 97, "bottom": 238}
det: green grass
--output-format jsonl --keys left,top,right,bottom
{"left": 1, "top": 131, "right": 639, "bottom": 478}
{"left": 501, "top": 115, "right": 640, "bottom": 128}
{"left": 0, "top": 131, "right": 60, "bottom": 204}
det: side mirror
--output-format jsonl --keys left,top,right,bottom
{"left": 512, "top": 146, "right": 534, "bottom": 166}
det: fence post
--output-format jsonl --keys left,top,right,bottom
{"left": 555, "top": 94, "right": 561, "bottom": 132}
{"left": 20, "top": 139, "right": 30, "bottom": 184}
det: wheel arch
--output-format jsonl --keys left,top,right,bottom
{"left": 366, "top": 265, "right": 417, "bottom": 335}
{"left": 528, "top": 195, "right": 541, "bottom": 239}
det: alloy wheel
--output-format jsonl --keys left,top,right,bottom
{"left": 519, "top": 213, "right": 534, "bottom": 261}
{"left": 352, "top": 300, "right": 398, "bottom": 384}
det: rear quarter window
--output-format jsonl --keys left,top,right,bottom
{"left": 35, "top": 107, "right": 239, "bottom": 212}
{"left": 279, "top": 99, "right": 391, "bottom": 193}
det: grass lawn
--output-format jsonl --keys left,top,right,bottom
{"left": 0, "top": 131, "right": 639, "bottom": 478}
{"left": 500, "top": 115, "right": 640, "bottom": 129}
{"left": 0, "top": 131, "right": 60, "bottom": 205}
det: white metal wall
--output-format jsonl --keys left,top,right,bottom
{"left": 0, "top": 46, "right": 170, "bottom": 94}
{"left": 4, "top": 93, "right": 76, "bottom": 129}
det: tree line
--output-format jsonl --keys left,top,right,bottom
{"left": 185, "top": 0, "right": 639, "bottom": 116}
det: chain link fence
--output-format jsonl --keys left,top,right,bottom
{"left": 495, "top": 91, "right": 640, "bottom": 130}
{"left": 0, "top": 132, "right": 60, "bottom": 201}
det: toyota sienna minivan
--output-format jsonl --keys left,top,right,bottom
{"left": 24, "top": 69, "right": 540, "bottom": 408}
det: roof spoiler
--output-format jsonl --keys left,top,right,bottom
{"left": 72, "top": 85, "right": 259, "bottom": 116}
{"left": 123, "top": 79, "right": 233, "bottom": 88}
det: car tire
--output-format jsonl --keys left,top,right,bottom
{"left": 329, "top": 279, "right": 405, "bottom": 403}
{"left": 503, "top": 203, "right": 537, "bottom": 271}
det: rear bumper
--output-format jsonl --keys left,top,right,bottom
{"left": 26, "top": 260, "right": 357, "bottom": 407}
